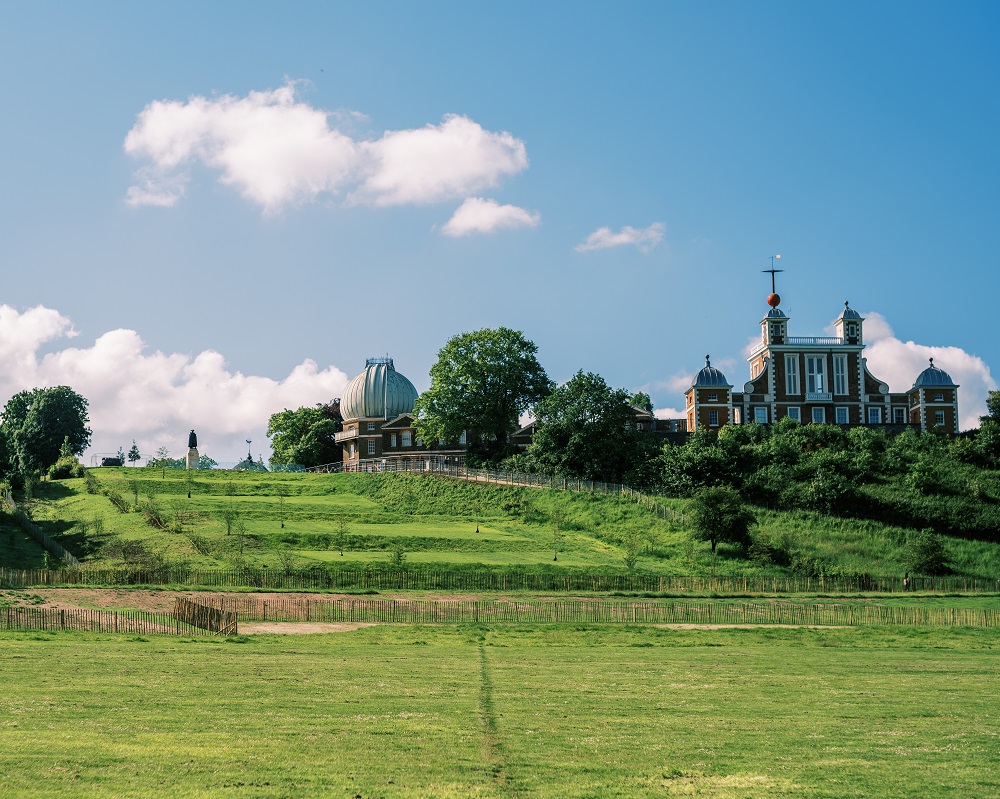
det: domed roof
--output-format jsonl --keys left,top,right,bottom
{"left": 838, "top": 300, "right": 862, "bottom": 320}
{"left": 693, "top": 355, "right": 730, "bottom": 387}
{"left": 913, "top": 358, "right": 956, "bottom": 388}
{"left": 765, "top": 307, "right": 787, "bottom": 319}
{"left": 341, "top": 357, "right": 418, "bottom": 420}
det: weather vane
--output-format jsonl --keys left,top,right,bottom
{"left": 763, "top": 254, "right": 783, "bottom": 307}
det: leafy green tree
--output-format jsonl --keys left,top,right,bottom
{"left": 413, "top": 327, "right": 551, "bottom": 460}
{"left": 686, "top": 486, "right": 755, "bottom": 554}
{"left": 527, "top": 370, "right": 642, "bottom": 482}
{"left": 198, "top": 454, "right": 218, "bottom": 470}
{"left": 904, "top": 528, "right": 949, "bottom": 575}
{"left": 267, "top": 401, "right": 341, "bottom": 468}
{"left": 1, "top": 386, "right": 92, "bottom": 473}
{"left": 981, "top": 390, "right": 1000, "bottom": 424}
{"left": 127, "top": 440, "right": 141, "bottom": 466}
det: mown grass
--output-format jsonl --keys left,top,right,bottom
{"left": 0, "top": 625, "right": 996, "bottom": 798}
{"left": 13, "top": 468, "right": 1000, "bottom": 580}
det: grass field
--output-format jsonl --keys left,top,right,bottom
{"left": 8, "top": 467, "right": 1000, "bottom": 581}
{"left": 0, "top": 624, "right": 997, "bottom": 799}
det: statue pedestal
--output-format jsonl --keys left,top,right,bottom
{"left": 186, "top": 447, "right": 199, "bottom": 470}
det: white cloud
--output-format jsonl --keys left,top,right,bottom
{"left": 441, "top": 197, "right": 540, "bottom": 237}
{"left": 124, "top": 83, "right": 528, "bottom": 213}
{"left": 653, "top": 407, "right": 687, "bottom": 421}
{"left": 0, "top": 304, "right": 349, "bottom": 464}
{"left": 575, "top": 222, "right": 664, "bottom": 253}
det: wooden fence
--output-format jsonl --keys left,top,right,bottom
{"left": 1, "top": 566, "right": 997, "bottom": 595}
{"left": 173, "top": 597, "right": 238, "bottom": 635}
{"left": 0, "top": 605, "right": 216, "bottom": 635}
{"left": 199, "top": 596, "right": 1000, "bottom": 628}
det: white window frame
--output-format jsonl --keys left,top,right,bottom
{"left": 733, "top": 408, "right": 741, "bottom": 425}
{"left": 391, "top": 434, "right": 397, "bottom": 447}
{"left": 707, "top": 393, "right": 718, "bottom": 402}
{"left": 367, "top": 422, "right": 376, "bottom": 431}
{"left": 935, "top": 410, "right": 946, "bottom": 426}
{"left": 934, "top": 393, "right": 944, "bottom": 402}
{"left": 786, "top": 406, "right": 801, "bottom": 421}
{"left": 894, "top": 408, "right": 905, "bottom": 424}
{"left": 785, "top": 354, "right": 800, "bottom": 395}
{"left": 349, "top": 444, "right": 356, "bottom": 459}
{"left": 807, "top": 357, "right": 826, "bottom": 394}
{"left": 708, "top": 410, "right": 719, "bottom": 427}
{"left": 833, "top": 355, "right": 847, "bottom": 396}
{"left": 835, "top": 407, "right": 849, "bottom": 425}
{"left": 401, "top": 431, "right": 412, "bottom": 447}
{"left": 459, "top": 430, "right": 467, "bottom": 445}
{"left": 812, "top": 407, "right": 826, "bottom": 424}
{"left": 367, "top": 440, "right": 376, "bottom": 455}
{"left": 754, "top": 407, "right": 768, "bottom": 424}
{"left": 867, "top": 406, "right": 882, "bottom": 424}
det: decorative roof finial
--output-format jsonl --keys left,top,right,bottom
{"left": 929, "top": 357, "right": 934, "bottom": 367}
{"left": 845, "top": 300, "right": 850, "bottom": 308}
{"left": 764, "top": 254, "right": 783, "bottom": 307}
{"left": 705, "top": 354, "right": 711, "bottom": 367}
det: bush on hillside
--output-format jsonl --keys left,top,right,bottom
{"left": 48, "top": 456, "right": 85, "bottom": 480}
{"left": 904, "top": 528, "right": 950, "bottom": 575}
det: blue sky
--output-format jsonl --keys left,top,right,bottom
{"left": 0, "top": 2, "right": 996, "bottom": 462}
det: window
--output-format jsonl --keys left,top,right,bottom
{"left": 391, "top": 434, "right": 397, "bottom": 447}
{"left": 934, "top": 393, "right": 944, "bottom": 402}
{"left": 894, "top": 408, "right": 905, "bottom": 424}
{"left": 669, "top": 420, "right": 678, "bottom": 432}
{"left": 786, "top": 406, "right": 801, "bottom": 422}
{"left": 733, "top": 408, "right": 741, "bottom": 424}
{"left": 785, "top": 355, "right": 799, "bottom": 395}
{"left": 708, "top": 410, "right": 719, "bottom": 427}
{"left": 367, "top": 422, "right": 376, "bottom": 431}
{"left": 367, "top": 440, "right": 376, "bottom": 455}
{"left": 754, "top": 407, "right": 768, "bottom": 424}
{"left": 935, "top": 410, "right": 946, "bottom": 427}
{"left": 806, "top": 357, "right": 826, "bottom": 394}
{"left": 835, "top": 407, "right": 849, "bottom": 425}
{"left": 459, "top": 430, "right": 467, "bottom": 445}
{"left": 833, "top": 355, "right": 847, "bottom": 395}
{"left": 349, "top": 444, "right": 356, "bottom": 459}
{"left": 867, "top": 406, "right": 882, "bottom": 424}
{"left": 707, "top": 393, "right": 718, "bottom": 402}
{"left": 401, "top": 431, "right": 412, "bottom": 447}
{"left": 847, "top": 322, "right": 858, "bottom": 339}
{"left": 812, "top": 407, "right": 826, "bottom": 424}
{"left": 438, "top": 438, "right": 446, "bottom": 445}
{"left": 415, "top": 437, "right": 423, "bottom": 446}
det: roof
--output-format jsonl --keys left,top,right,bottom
{"left": 913, "top": 358, "right": 956, "bottom": 388}
{"left": 838, "top": 300, "right": 862, "bottom": 320}
{"left": 341, "top": 357, "right": 419, "bottom": 421}
{"left": 692, "top": 355, "right": 731, "bottom": 387}
{"left": 765, "top": 308, "right": 787, "bottom": 319}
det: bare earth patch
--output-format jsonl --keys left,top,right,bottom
{"left": 239, "top": 621, "right": 380, "bottom": 634}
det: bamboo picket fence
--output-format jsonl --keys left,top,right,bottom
{"left": 1, "top": 566, "right": 997, "bottom": 595}
{"left": 200, "top": 595, "right": 1000, "bottom": 628}
{"left": 173, "top": 597, "right": 238, "bottom": 635}
{"left": 0, "top": 605, "right": 218, "bottom": 635}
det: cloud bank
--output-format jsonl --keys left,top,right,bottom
{"left": 0, "top": 305, "right": 348, "bottom": 464}
{"left": 124, "top": 82, "right": 528, "bottom": 213}
{"left": 441, "top": 197, "right": 540, "bottom": 237}
{"left": 575, "top": 222, "right": 664, "bottom": 253}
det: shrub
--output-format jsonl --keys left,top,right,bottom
{"left": 904, "top": 528, "right": 950, "bottom": 575}
{"left": 48, "top": 456, "right": 85, "bottom": 480}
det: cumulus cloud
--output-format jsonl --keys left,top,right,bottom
{"left": 124, "top": 83, "right": 528, "bottom": 213}
{"left": 0, "top": 304, "right": 349, "bottom": 464}
{"left": 575, "top": 222, "right": 664, "bottom": 253}
{"left": 441, "top": 197, "right": 540, "bottom": 237}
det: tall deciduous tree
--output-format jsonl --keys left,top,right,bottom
{"left": 1, "top": 386, "right": 92, "bottom": 473}
{"left": 414, "top": 328, "right": 551, "bottom": 460}
{"left": 686, "top": 486, "right": 755, "bottom": 554}
{"left": 527, "top": 370, "right": 641, "bottom": 482}
{"left": 267, "top": 400, "right": 342, "bottom": 468}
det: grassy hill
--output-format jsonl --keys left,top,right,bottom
{"left": 4, "top": 467, "right": 998, "bottom": 581}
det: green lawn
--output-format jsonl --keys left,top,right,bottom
{"left": 0, "top": 625, "right": 996, "bottom": 798}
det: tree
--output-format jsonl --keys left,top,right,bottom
{"left": 686, "top": 486, "right": 755, "bottom": 554}
{"left": 267, "top": 401, "right": 342, "bottom": 468}
{"left": 904, "top": 528, "right": 949, "bottom": 575}
{"left": 528, "top": 371, "right": 644, "bottom": 482}
{"left": 413, "top": 328, "right": 551, "bottom": 460}
{"left": 1, "top": 386, "right": 92, "bottom": 473}
{"left": 981, "top": 390, "right": 1000, "bottom": 425}
{"left": 127, "top": 440, "right": 141, "bottom": 466}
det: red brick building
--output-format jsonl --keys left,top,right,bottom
{"left": 686, "top": 299, "right": 959, "bottom": 434}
